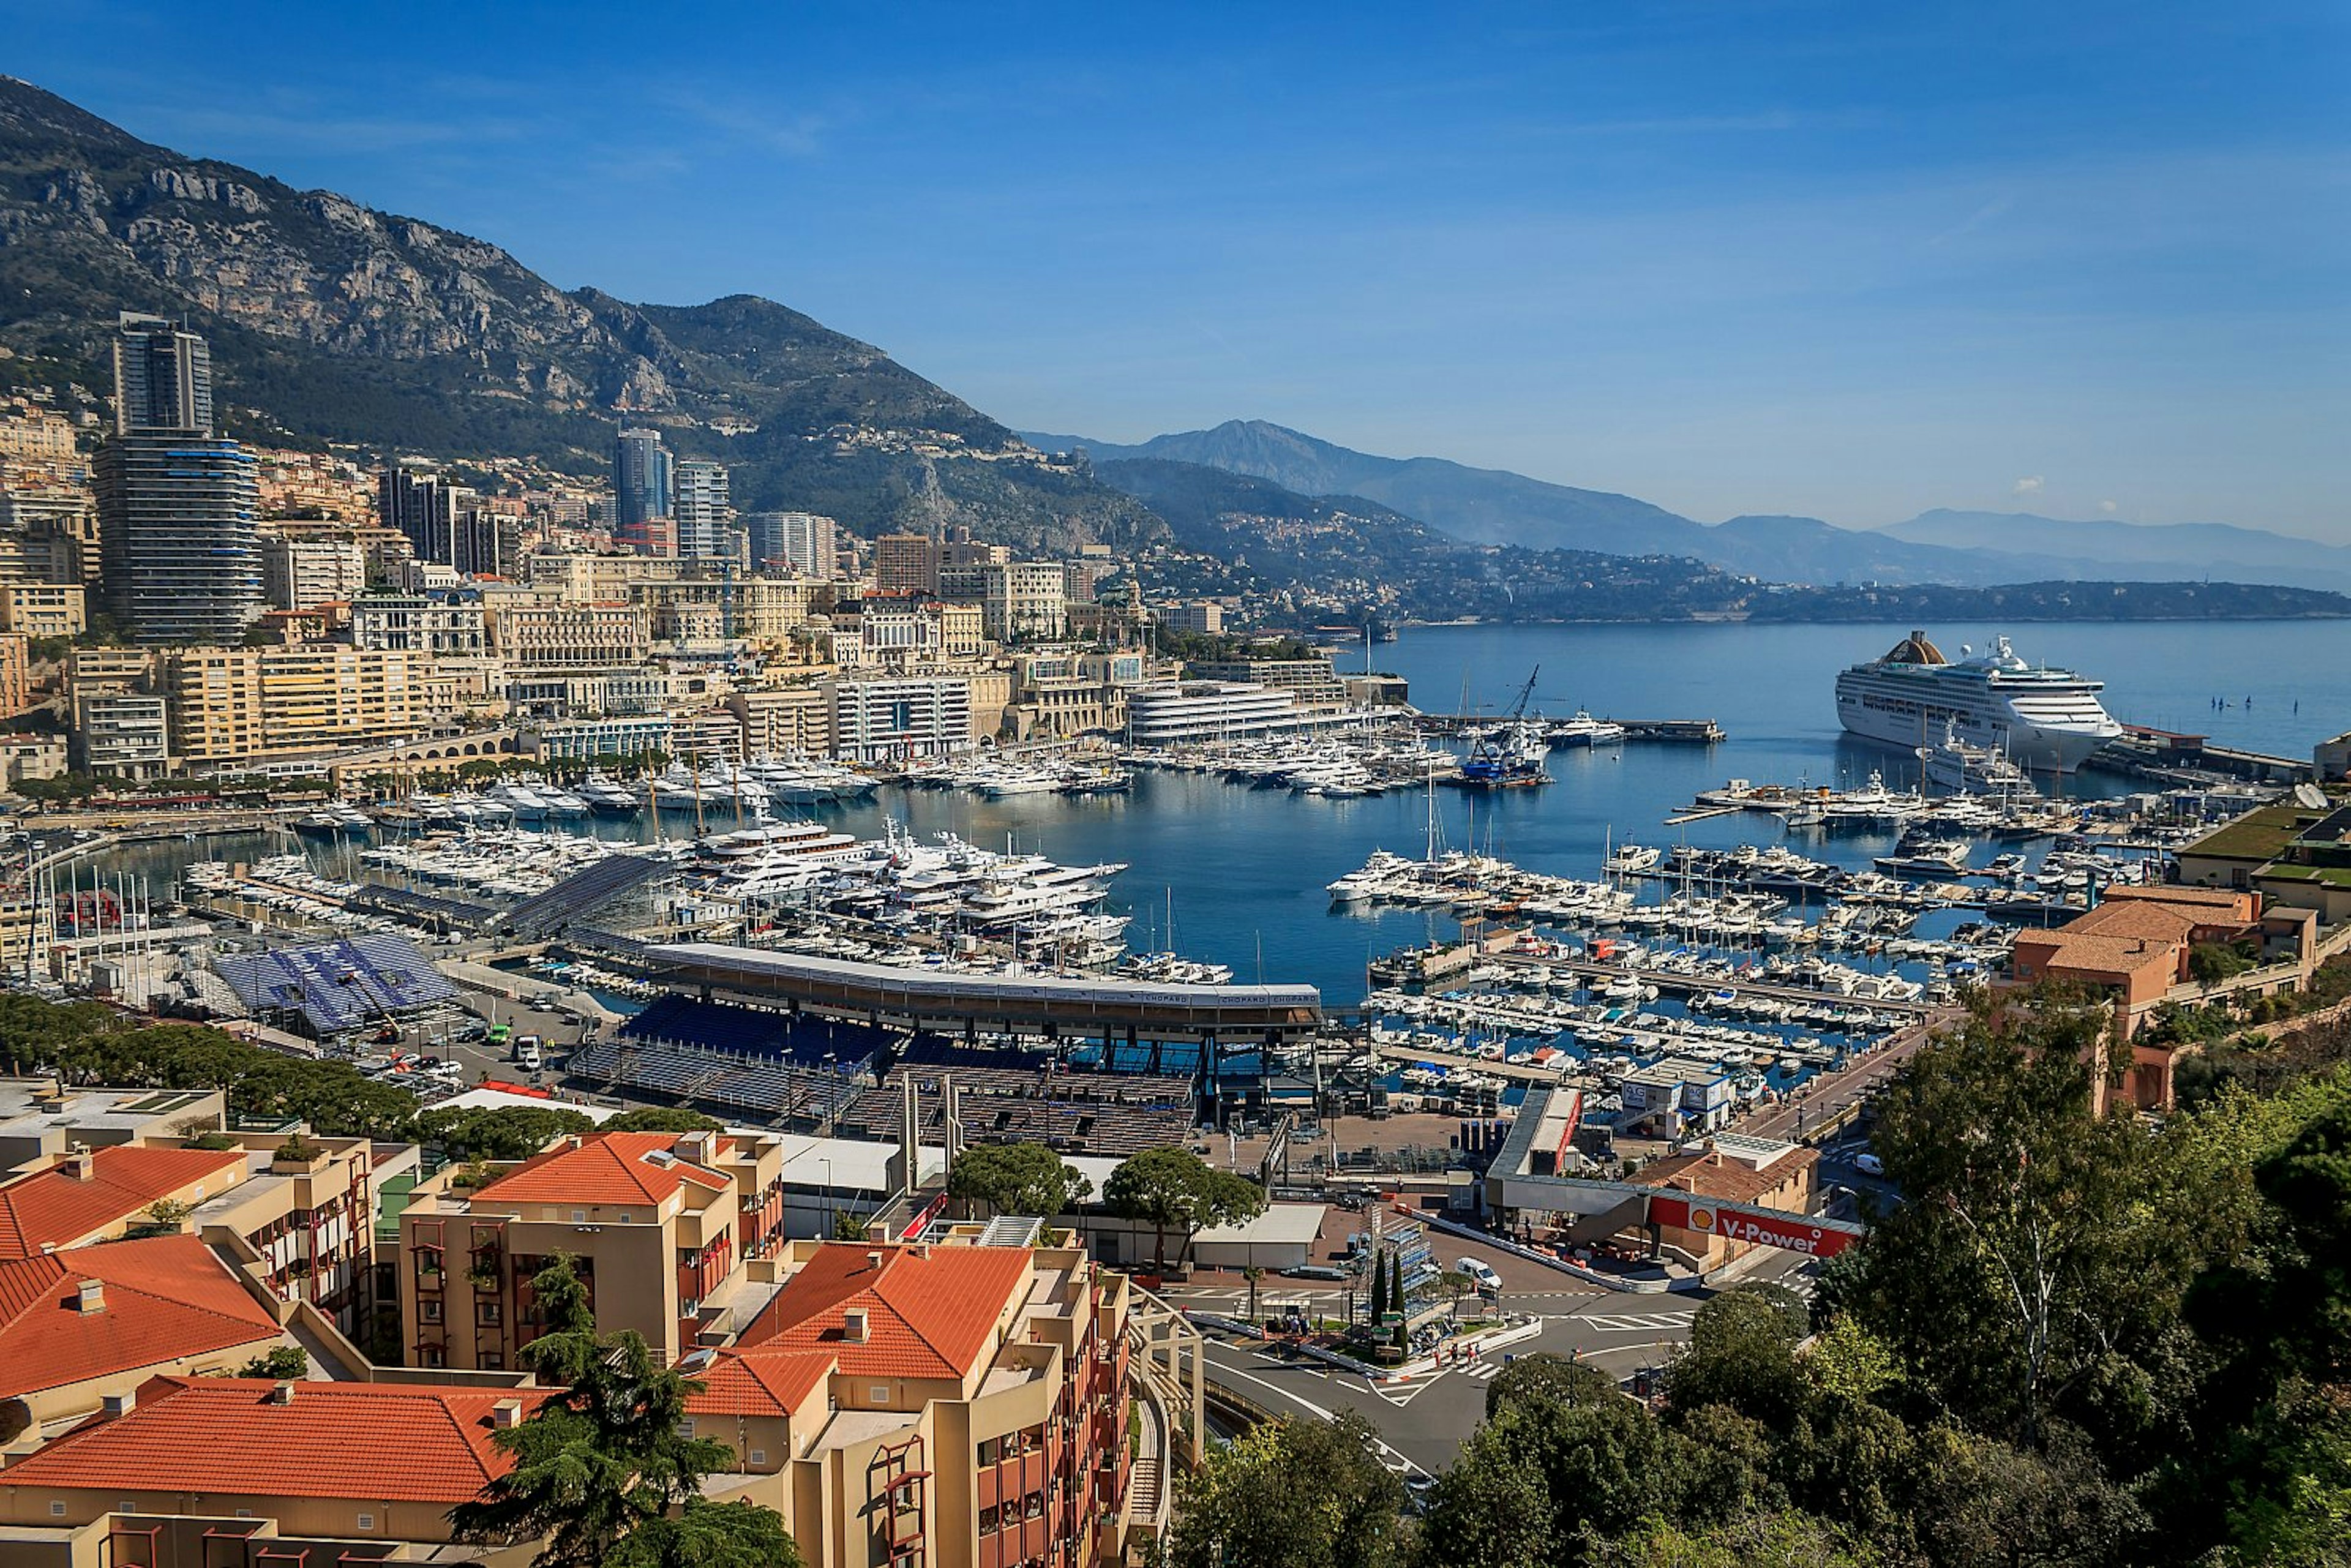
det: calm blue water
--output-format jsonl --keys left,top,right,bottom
{"left": 120, "top": 620, "right": 2351, "bottom": 1009}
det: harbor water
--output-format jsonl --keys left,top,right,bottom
{"left": 107, "top": 619, "right": 2351, "bottom": 1009}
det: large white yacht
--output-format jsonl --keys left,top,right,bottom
{"left": 1835, "top": 631, "right": 2122, "bottom": 773}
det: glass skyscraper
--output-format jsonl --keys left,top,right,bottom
{"left": 95, "top": 315, "right": 262, "bottom": 645}
{"left": 613, "top": 426, "right": 673, "bottom": 535}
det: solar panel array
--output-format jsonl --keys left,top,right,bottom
{"left": 212, "top": 935, "right": 459, "bottom": 1037}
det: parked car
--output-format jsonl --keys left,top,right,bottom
{"left": 1280, "top": 1264, "right": 1350, "bottom": 1281}
{"left": 1455, "top": 1257, "right": 1504, "bottom": 1292}
{"left": 1854, "top": 1150, "right": 1886, "bottom": 1177}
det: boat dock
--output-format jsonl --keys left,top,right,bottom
{"left": 1414, "top": 715, "right": 1723, "bottom": 742}
{"left": 1490, "top": 951, "right": 1936, "bottom": 1017}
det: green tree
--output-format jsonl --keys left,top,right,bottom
{"left": 1591, "top": 1509, "right": 1881, "bottom": 1568}
{"left": 1166, "top": 1414, "right": 1403, "bottom": 1568}
{"left": 414, "top": 1104, "right": 595, "bottom": 1161}
{"left": 1663, "top": 1286, "right": 1812, "bottom": 1432}
{"left": 237, "top": 1345, "right": 310, "bottom": 1380}
{"left": 599, "top": 1107, "right": 724, "bottom": 1135}
{"left": 944, "top": 1142, "right": 1093, "bottom": 1217}
{"left": 604, "top": 1499, "right": 802, "bottom": 1568}
{"left": 448, "top": 1254, "right": 757, "bottom": 1567}
{"left": 1243, "top": 1264, "right": 1265, "bottom": 1322}
{"left": 1834, "top": 989, "right": 2180, "bottom": 1444}
{"left": 1422, "top": 1364, "right": 1681, "bottom": 1567}
{"left": 1102, "top": 1148, "right": 1265, "bottom": 1270}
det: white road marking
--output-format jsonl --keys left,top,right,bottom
{"left": 1580, "top": 1312, "right": 1695, "bottom": 1332}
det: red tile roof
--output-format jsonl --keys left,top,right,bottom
{"left": 0, "top": 1146, "right": 247, "bottom": 1260}
{"left": 689, "top": 1346, "right": 838, "bottom": 1417}
{"left": 0, "top": 1236, "right": 283, "bottom": 1399}
{"left": 737, "top": 1242, "right": 1032, "bottom": 1379}
{"left": 0, "top": 1376, "right": 553, "bottom": 1503}
{"left": 470, "top": 1131, "right": 730, "bottom": 1208}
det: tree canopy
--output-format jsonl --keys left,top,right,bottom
{"left": 448, "top": 1254, "right": 790, "bottom": 1568}
{"left": 1103, "top": 1148, "right": 1265, "bottom": 1269}
{"left": 413, "top": 1104, "right": 595, "bottom": 1161}
{"left": 945, "top": 1142, "right": 1092, "bottom": 1217}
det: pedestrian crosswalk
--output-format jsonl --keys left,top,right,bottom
{"left": 1579, "top": 1311, "right": 1695, "bottom": 1332}
{"left": 1455, "top": 1361, "right": 1501, "bottom": 1380}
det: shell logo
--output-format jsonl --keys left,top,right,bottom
{"left": 1688, "top": 1205, "right": 1717, "bottom": 1233}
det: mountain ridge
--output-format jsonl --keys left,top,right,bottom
{"left": 1031, "top": 420, "right": 2351, "bottom": 591}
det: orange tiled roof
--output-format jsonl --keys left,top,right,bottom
{"left": 737, "top": 1242, "right": 1032, "bottom": 1379}
{"left": 1638, "top": 1147, "right": 1818, "bottom": 1208}
{"left": 2019, "top": 931, "right": 2182, "bottom": 978}
{"left": 0, "top": 1376, "right": 553, "bottom": 1503}
{"left": 470, "top": 1131, "right": 731, "bottom": 1207}
{"left": 0, "top": 1235, "right": 283, "bottom": 1399}
{"left": 690, "top": 1346, "right": 839, "bottom": 1417}
{"left": 2064, "top": 901, "right": 2201, "bottom": 943}
{"left": 0, "top": 1146, "right": 247, "bottom": 1260}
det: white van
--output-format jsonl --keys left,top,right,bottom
{"left": 1455, "top": 1257, "right": 1503, "bottom": 1294}
{"left": 514, "top": 1034, "right": 544, "bottom": 1071}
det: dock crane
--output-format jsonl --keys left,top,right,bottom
{"left": 1460, "top": 665, "right": 1550, "bottom": 788}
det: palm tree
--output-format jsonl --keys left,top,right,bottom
{"left": 1242, "top": 1264, "right": 1265, "bottom": 1324}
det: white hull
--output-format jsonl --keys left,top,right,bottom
{"left": 1836, "top": 686, "right": 2110, "bottom": 773}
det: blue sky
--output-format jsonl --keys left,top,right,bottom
{"left": 6, "top": 0, "right": 2345, "bottom": 535}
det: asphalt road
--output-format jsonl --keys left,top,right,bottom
{"left": 1171, "top": 1246, "right": 1821, "bottom": 1474}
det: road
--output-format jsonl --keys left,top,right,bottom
{"left": 1170, "top": 1244, "right": 1821, "bottom": 1475}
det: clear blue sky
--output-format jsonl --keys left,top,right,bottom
{"left": 6, "top": 0, "right": 2345, "bottom": 535}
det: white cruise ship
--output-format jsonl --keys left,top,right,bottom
{"left": 1835, "top": 632, "right": 2122, "bottom": 773}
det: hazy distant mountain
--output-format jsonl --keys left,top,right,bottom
{"left": 1037, "top": 421, "right": 2351, "bottom": 592}
{"left": 1880, "top": 509, "right": 2351, "bottom": 591}
{"left": 1043, "top": 419, "right": 1707, "bottom": 557}
{"left": 1087, "top": 455, "right": 2351, "bottom": 625}
{"left": 0, "top": 76, "right": 1161, "bottom": 551}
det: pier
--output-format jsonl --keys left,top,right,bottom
{"left": 1413, "top": 715, "right": 1723, "bottom": 743}
{"left": 1488, "top": 951, "right": 1937, "bottom": 1017}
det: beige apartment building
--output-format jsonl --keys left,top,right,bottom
{"left": 695, "top": 1234, "right": 1141, "bottom": 1568}
{"left": 485, "top": 594, "right": 652, "bottom": 670}
{"left": 981, "top": 562, "right": 1069, "bottom": 643}
{"left": 161, "top": 645, "right": 428, "bottom": 764}
{"left": 732, "top": 686, "right": 834, "bottom": 756}
{"left": 394, "top": 1128, "right": 792, "bottom": 1371}
{"left": 260, "top": 534, "right": 368, "bottom": 611}
{"left": 0, "top": 581, "right": 86, "bottom": 637}
{"left": 0, "top": 634, "right": 28, "bottom": 721}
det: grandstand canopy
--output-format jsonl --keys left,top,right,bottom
{"left": 620, "top": 994, "right": 888, "bottom": 1074}
{"left": 646, "top": 943, "right": 1323, "bottom": 1041}
{"left": 212, "top": 936, "right": 459, "bottom": 1040}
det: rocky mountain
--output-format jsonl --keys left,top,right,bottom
{"left": 1037, "top": 421, "right": 2350, "bottom": 593}
{"left": 0, "top": 75, "right": 1161, "bottom": 552}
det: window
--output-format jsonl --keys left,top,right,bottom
{"left": 749, "top": 1449, "right": 767, "bottom": 1465}
{"left": 572, "top": 1210, "right": 586, "bottom": 1223}
{"left": 48, "top": 1502, "right": 65, "bottom": 1518}
{"left": 871, "top": 1385, "right": 890, "bottom": 1405}
{"left": 421, "top": 1299, "right": 443, "bottom": 1324}
{"left": 482, "top": 1352, "right": 504, "bottom": 1370}
{"left": 357, "top": 1514, "right": 375, "bottom": 1531}
{"left": 478, "top": 1300, "right": 502, "bottom": 1327}
{"left": 678, "top": 1419, "right": 697, "bottom": 1438}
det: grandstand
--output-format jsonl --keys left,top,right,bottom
{"left": 620, "top": 994, "right": 889, "bottom": 1075}
{"left": 346, "top": 883, "right": 498, "bottom": 928}
{"left": 568, "top": 1036, "right": 865, "bottom": 1128}
{"left": 211, "top": 935, "right": 464, "bottom": 1048}
{"left": 500, "top": 853, "right": 669, "bottom": 939}
{"left": 834, "top": 1084, "right": 1191, "bottom": 1160}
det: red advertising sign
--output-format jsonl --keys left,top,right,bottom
{"left": 1646, "top": 1195, "right": 1858, "bottom": 1259}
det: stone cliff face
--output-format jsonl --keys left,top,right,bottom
{"left": 0, "top": 75, "right": 1164, "bottom": 549}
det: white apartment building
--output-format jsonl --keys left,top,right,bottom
{"left": 980, "top": 561, "right": 1068, "bottom": 642}
{"left": 261, "top": 537, "right": 369, "bottom": 612}
{"left": 828, "top": 674, "right": 975, "bottom": 761}
{"left": 749, "top": 511, "right": 838, "bottom": 580}
{"left": 484, "top": 595, "right": 651, "bottom": 670}
{"left": 1124, "top": 681, "right": 1302, "bottom": 746}
{"left": 350, "top": 595, "right": 489, "bottom": 656}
